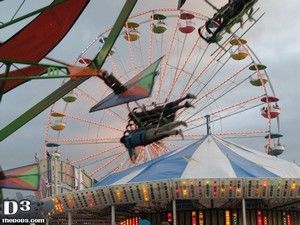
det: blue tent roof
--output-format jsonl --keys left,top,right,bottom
{"left": 95, "top": 136, "right": 300, "bottom": 187}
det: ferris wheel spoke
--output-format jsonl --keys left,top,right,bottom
{"left": 70, "top": 144, "right": 123, "bottom": 165}
{"left": 148, "top": 144, "right": 161, "bottom": 158}
{"left": 89, "top": 149, "right": 128, "bottom": 177}
{"left": 189, "top": 52, "right": 234, "bottom": 100}
{"left": 163, "top": 141, "right": 181, "bottom": 149}
{"left": 180, "top": 64, "right": 252, "bottom": 121}
{"left": 182, "top": 75, "right": 260, "bottom": 122}
{"left": 165, "top": 134, "right": 206, "bottom": 141}
{"left": 187, "top": 94, "right": 264, "bottom": 123}
{"left": 114, "top": 52, "right": 130, "bottom": 79}
{"left": 47, "top": 137, "right": 120, "bottom": 145}
{"left": 63, "top": 113, "right": 124, "bottom": 132}
{"left": 152, "top": 141, "right": 170, "bottom": 154}
{"left": 214, "top": 130, "right": 268, "bottom": 138}
{"left": 180, "top": 43, "right": 210, "bottom": 98}
{"left": 156, "top": 14, "right": 180, "bottom": 101}
{"left": 108, "top": 55, "right": 124, "bottom": 81}
{"left": 181, "top": 42, "right": 228, "bottom": 96}
{"left": 80, "top": 152, "right": 123, "bottom": 169}
{"left": 179, "top": 73, "right": 248, "bottom": 121}
{"left": 167, "top": 36, "right": 201, "bottom": 100}
{"left": 135, "top": 146, "right": 146, "bottom": 164}
{"left": 184, "top": 103, "right": 264, "bottom": 133}
{"left": 74, "top": 88, "right": 100, "bottom": 105}
{"left": 147, "top": 12, "right": 154, "bottom": 65}
{"left": 138, "top": 39, "right": 146, "bottom": 69}
{"left": 116, "top": 159, "right": 132, "bottom": 173}
{"left": 168, "top": 33, "right": 188, "bottom": 93}
{"left": 10, "top": 0, "right": 26, "bottom": 21}
{"left": 160, "top": 32, "right": 164, "bottom": 58}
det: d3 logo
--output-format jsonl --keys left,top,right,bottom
{"left": 3, "top": 200, "right": 31, "bottom": 215}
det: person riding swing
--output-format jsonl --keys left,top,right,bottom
{"left": 128, "top": 93, "right": 196, "bottom": 127}
{"left": 120, "top": 121, "right": 187, "bottom": 162}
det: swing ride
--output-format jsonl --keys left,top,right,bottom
{"left": 0, "top": 0, "right": 284, "bottom": 177}
{"left": 1, "top": 1, "right": 299, "bottom": 224}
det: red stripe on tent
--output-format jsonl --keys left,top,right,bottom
{"left": 0, "top": 0, "right": 90, "bottom": 93}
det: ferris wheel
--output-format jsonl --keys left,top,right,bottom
{"left": 44, "top": 7, "right": 283, "bottom": 180}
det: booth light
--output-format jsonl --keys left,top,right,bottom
{"left": 86, "top": 192, "right": 95, "bottom": 207}
{"left": 192, "top": 211, "right": 197, "bottom": 225}
{"left": 263, "top": 180, "right": 268, "bottom": 187}
{"left": 66, "top": 194, "right": 75, "bottom": 208}
{"left": 52, "top": 197, "right": 64, "bottom": 213}
{"left": 225, "top": 210, "right": 231, "bottom": 225}
{"left": 199, "top": 211, "right": 204, "bottom": 225}
{"left": 232, "top": 211, "right": 238, "bottom": 225}
{"left": 167, "top": 212, "right": 172, "bottom": 222}
{"left": 282, "top": 212, "right": 287, "bottom": 225}
{"left": 257, "top": 210, "right": 262, "bottom": 225}
{"left": 142, "top": 186, "right": 149, "bottom": 201}
{"left": 291, "top": 182, "right": 296, "bottom": 190}
{"left": 287, "top": 213, "right": 291, "bottom": 225}
{"left": 134, "top": 217, "right": 138, "bottom": 225}
{"left": 263, "top": 215, "right": 268, "bottom": 225}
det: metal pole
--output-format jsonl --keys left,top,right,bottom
{"left": 0, "top": 0, "right": 65, "bottom": 29}
{"left": 0, "top": 75, "right": 71, "bottom": 81}
{"left": 68, "top": 212, "right": 72, "bottom": 225}
{"left": 111, "top": 205, "right": 116, "bottom": 225}
{"left": 45, "top": 219, "right": 49, "bottom": 225}
{"left": 204, "top": 115, "right": 211, "bottom": 135}
{"left": 172, "top": 199, "right": 177, "bottom": 225}
{"left": 242, "top": 198, "right": 247, "bottom": 225}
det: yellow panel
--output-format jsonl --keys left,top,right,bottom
{"left": 51, "top": 111, "right": 65, "bottom": 117}
{"left": 124, "top": 33, "right": 140, "bottom": 41}
{"left": 125, "top": 21, "right": 139, "bottom": 28}
{"left": 51, "top": 123, "right": 66, "bottom": 131}
{"left": 231, "top": 52, "right": 248, "bottom": 60}
{"left": 229, "top": 38, "right": 247, "bottom": 45}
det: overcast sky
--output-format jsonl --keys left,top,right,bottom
{"left": 0, "top": 0, "right": 299, "bottom": 181}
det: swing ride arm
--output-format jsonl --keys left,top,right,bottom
{"left": 0, "top": 0, "right": 138, "bottom": 142}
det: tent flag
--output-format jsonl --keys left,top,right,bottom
{"left": 0, "top": 163, "right": 40, "bottom": 191}
{"left": 90, "top": 56, "right": 164, "bottom": 112}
